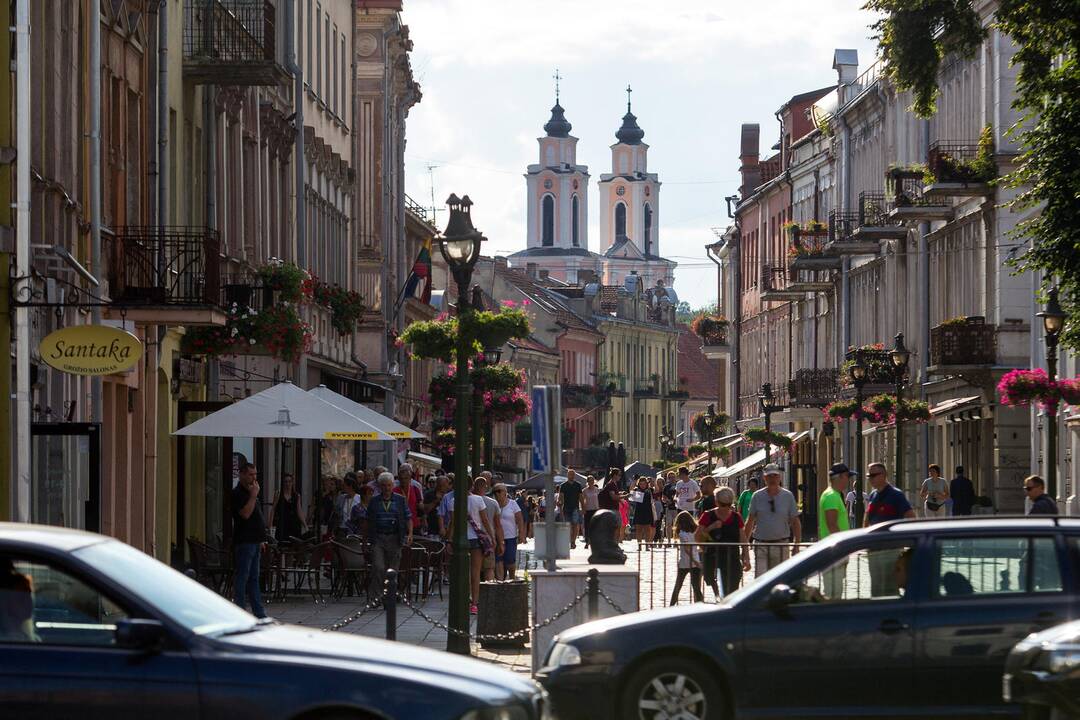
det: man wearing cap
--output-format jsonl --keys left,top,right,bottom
{"left": 819, "top": 464, "right": 852, "bottom": 599}
{"left": 744, "top": 464, "right": 801, "bottom": 577}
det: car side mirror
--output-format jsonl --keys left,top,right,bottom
{"left": 766, "top": 584, "right": 797, "bottom": 614}
{"left": 115, "top": 618, "right": 167, "bottom": 651}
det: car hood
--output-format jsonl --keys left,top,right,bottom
{"left": 1024, "top": 618, "right": 1080, "bottom": 646}
{"left": 218, "top": 623, "right": 539, "bottom": 698}
{"left": 556, "top": 603, "right": 728, "bottom": 644}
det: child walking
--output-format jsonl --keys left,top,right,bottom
{"left": 669, "top": 511, "right": 704, "bottom": 605}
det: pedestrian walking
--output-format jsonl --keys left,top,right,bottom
{"left": 268, "top": 473, "right": 307, "bottom": 543}
{"left": 661, "top": 472, "right": 678, "bottom": 540}
{"left": 744, "top": 464, "right": 801, "bottom": 577}
{"left": 950, "top": 466, "right": 976, "bottom": 515}
{"left": 493, "top": 483, "right": 524, "bottom": 579}
{"left": 616, "top": 442, "right": 627, "bottom": 474}
{"left": 696, "top": 476, "right": 717, "bottom": 513}
{"left": 668, "top": 511, "right": 704, "bottom": 605}
{"left": 231, "top": 462, "right": 267, "bottom": 619}
{"left": 736, "top": 477, "right": 758, "bottom": 521}
{"left": 607, "top": 440, "right": 618, "bottom": 471}
{"left": 864, "top": 462, "right": 915, "bottom": 596}
{"left": 845, "top": 480, "right": 867, "bottom": 527}
{"left": 674, "top": 467, "right": 701, "bottom": 516}
{"left": 1025, "top": 475, "right": 1058, "bottom": 515}
{"left": 582, "top": 475, "right": 600, "bottom": 547}
{"left": 474, "top": 476, "right": 504, "bottom": 580}
{"left": 920, "top": 464, "right": 950, "bottom": 518}
{"left": 819, "top": 464, "right": 853, "bottom": 598}
{"left": 630, "top": 475, "right": 655, "bottom": 547}
{"left": 366, "top": 472, "right": 412, "bottom": 604}
{"left": 557, "top": 469, "right": 584, "bottom": 549}
{"left": 697, "top": 487, "right": 751, "bottom": 599}
{"left": 652, "top": 477, "right": 666, "bottom": 541}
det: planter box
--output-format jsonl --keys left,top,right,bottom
{"left": 931, "top": 319, "right": 996, "bottom": 366}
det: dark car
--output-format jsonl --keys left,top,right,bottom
{"left": 0, "top": 523, "right": 546, "bottom": 720}
{"left": 1004, "top": 617, "right": 1080, "bottom": 719}
{"left": 538, "top": 517, "right": 1080, "bottom": 719}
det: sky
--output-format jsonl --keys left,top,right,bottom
{"left": 401, "top": 1, "right": 882, "bottom": 310}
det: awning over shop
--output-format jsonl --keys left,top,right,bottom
{"left": 930, "top": 395, "right": 982, "bottom": 418}
{"left": 712, "top": 431, "right": 811, "bottom": 479}
{"left": 309, "top": 385, "right": 425, "bottom": 439}
{"left": 407, "top": 451, "right": 441, "bottom": 469}
{"left": 174, "top": 382, "right": 397, "bottom": 440}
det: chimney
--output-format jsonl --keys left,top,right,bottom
{"left": 833, "top": 49, "right": 859, "bottom": 101}
{"left": 526, "top": 262, "right": 538, "bottom": 279}
{"left": 494, "top": 255, "right": 508, "bottom": 270}
{"left": 739, "top": 124, "right": 761, "bottom": 199}
{"left": 539, "top": 269, "right": 550, "bottom": 280}
{"left": 578, "top": 269, "right": 597, "bottom": 285}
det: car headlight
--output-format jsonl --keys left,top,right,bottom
{"left": 543, "top": 642, "right": 582, "bottom": 670}
{"left": 459, "top": 706, "right": 530, "bottom": 720}
{"left": 1048, "top": 648, "right": 1080, "bottom": 673}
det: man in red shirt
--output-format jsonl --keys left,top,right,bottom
{"left": 393, "top": 463, "right": 424, "bottom": 534}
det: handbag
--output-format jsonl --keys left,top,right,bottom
{"left": 468, "top": 518, "right": 494, "bottom": 556}
{"left": 926, "top": 500, "right": 943, "bottom": 511}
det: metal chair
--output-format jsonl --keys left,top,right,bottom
{"left": 330, "top": 537, "right": 369, "bottom": 601}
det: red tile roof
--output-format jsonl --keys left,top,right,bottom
{"left": 677, "top": 323, "right": 719, "bottom": 400}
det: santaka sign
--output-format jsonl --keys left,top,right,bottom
{"left": 38, "top": 325, "right": 143, "bottom": 376}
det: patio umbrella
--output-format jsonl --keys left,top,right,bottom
{"left": 173, "top": 382, "right": 396, "bottom": 440}
{"left": 307, "top": 385, "right": 424, "bottom": 439}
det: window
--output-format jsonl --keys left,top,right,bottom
{"left": 332, "top": 27, "right": 338, "bottom": 114}
{"left": 614, "top": 202, "right": 627, "bottom": 239}
{"left": 934, "top": 537, "right": 1062, "bottom": 596}
{"left": 341, "top": 36, "right": 347, "bottom": 123}
{"left": 643, "top": 203, "right": 652, "bottom": 255}
{"left": 792, "top": 543, "right": 916, "bottom": 604}
{"left": 325, "top": 15, "right": 331, "bottom": 101}
{"left": 0, "top": 555, "right": 129, "bottom": 646}
{"left": 571, "top": 195, "right": 580, "bottom": 247}
{"left": 314, "top": 3, "right": 321, "bottom": 96}
{"left": 306, "top": 0, "right": 313, "bottom": 80}
{"left": 542, "top": 195, "right": 554, "bottom": 246}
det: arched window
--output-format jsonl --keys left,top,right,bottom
{"left": 614, "top": 202, "right": 627, "bottom": 239}
{"left": 643, "top": 203, "right": 653, "bottom": 255}
{"left": 571, "top": 195, "right": 580, "bottom": 247}
{"left": 542, "top": 194, "right": 555, "bottom": 246}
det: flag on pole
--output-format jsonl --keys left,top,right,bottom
{"left": 400, "top": 237, "right": 433, "bottom": 306}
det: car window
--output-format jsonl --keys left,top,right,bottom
{"left": 933, "top": 536, "right": 1062, "bottom": 597}
{"left": 790, "top": 542, "right": 915, "bottom": 604}
{"left": 1, "top": 555, "right": 128, "bottom": 646}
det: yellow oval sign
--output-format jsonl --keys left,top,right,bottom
{"left": 38, "top": 325, "right": 143, "bottom": 376}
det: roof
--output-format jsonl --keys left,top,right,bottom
{"left": 616, "top": 110, "right": 645, "bottom": 145}
{"left": 508, "top": 247, "right": 599, "bottom": 259}
{"left": 543, "top": 102, "right": 572, "bottom": 138}
{"left": 676, "top": 325, "right": 720, "bottom": 400}
{"left": 509, "top": 335, "right": 559, "bottom": 355}
{"left": 497, "top": 265, "right": 601, "bottom": 337}
{"left": 784, "top": 85, "right": 835, "bottom": 109}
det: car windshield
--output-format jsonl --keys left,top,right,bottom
{"left": 720, "top": 539, "right": 835, "bottom": 607}
{"left": 73, "top": 539, "right": 258, "bottom": 636}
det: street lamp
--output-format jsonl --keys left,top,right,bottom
{"left": 850, "top": 361, "right": 867, "bottom": 527}
{"left": 481, "top": 343, "right": 503, "bottom": 472}
{"left": 705, "top": 404, "right": 716, "bottom": 474}
{"left": 890, "top": 332, "right": 911, "bottom": 495}
{"left": 438, "top": 194, "right": 485, "bottom": 656}
{"left": 1037, "top": 286, "right": 1067, "bottom": 501}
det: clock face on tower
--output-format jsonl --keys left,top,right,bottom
{"left": 616, "top": 186, "right": 626, "bottom": 196}
{"left": 544, "top": 179, "right": 553, "bottom": 190}
{"left": 645, "top": 186, "right": 651, "bottom": 197}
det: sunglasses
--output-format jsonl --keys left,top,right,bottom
{"left": 869, "top": 472, "right": 884, "bottom": 478}
{"left": 769, "top": 498, "right": 776, "bottom": 513}
{"left": 1023, "top": 485, "right": 1038, "bottom": 492}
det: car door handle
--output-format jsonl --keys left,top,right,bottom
{"left": 878, "top": 619, "right": 910, "bottom": 634}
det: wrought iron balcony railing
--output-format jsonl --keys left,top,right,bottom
{"left": 930, "top": 318, "right": 997, "bottom": 366}
{"left": 110, "top": 226, "right": 221, "bottom": 307}
{"left": 788, "top": 368, "right": 840, "bottom": 406}
{"left": 183, "top": 0, "right": 287, "bottom": 85}
{"left": 841, "top": 346, "right": 896, "bottom": 387}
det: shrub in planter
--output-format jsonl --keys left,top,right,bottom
{"left": 895, "top": 399, "right": 931, "bottom": 422}
{"left": 311, "top": 279, "right": 365, "bottom": 335}
{"left": 709, "top": 446, "right": 730, "bottom": 459}
{"left": 257, "top": 261, "right": 309, "bottom": 303}
{"left": 998, "top": 368, "right": 1056, "bottom": 409}
{"left": 825, "top": 398, "right": 862, "bottom": 421}
{"left": 690, "top": 314, "right": 729, "bottom": 345}
{"left": 742, "top": 427, "right": 792, "bottom": 451}
{"left": 687, "top": 443, "right": 707, "bottom": 457}
{"left": 691, "top": 411, "right": 729, "bottom": 438}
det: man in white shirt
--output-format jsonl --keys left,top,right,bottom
{"left": 674, "top": 467, "right": 701, "bottom": 514}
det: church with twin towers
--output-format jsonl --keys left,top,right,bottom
{"left": 508, "top": 85, "right": 676, "bottom": 289}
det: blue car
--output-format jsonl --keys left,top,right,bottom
{"left": 538, "top": 517, "right": 1080, "bottom": 719}
{"left": 0, "top": 524, "right": 546, "bottom": 720}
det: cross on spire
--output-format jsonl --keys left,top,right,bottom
{"left": 553, "top": 68, "right": 562, "bottom": 103}
{"left": 626, "top": 83, "right": 633, "bottom": 113}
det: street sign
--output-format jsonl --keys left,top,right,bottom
{"left": 531, "top": 386, "right": 549, "bottom": 473}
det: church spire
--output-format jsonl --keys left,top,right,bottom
{"left": 615, "top": 84, "right": 645, "bottom": 145}
{"left": 543, "top": 68, "right": 572, "bottom": 138}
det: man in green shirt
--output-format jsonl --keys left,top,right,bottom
{"left": 819, "top": 463, "right": 852, "bottom": 538}
{"left": 819, "top": 463, "right": 853, "bottom": 600}
{"left": 737, "top": 476, "right": 758, "bottom": 519}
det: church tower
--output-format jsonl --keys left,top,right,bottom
{"left": 510, "top": 77, "right": 600, "bottom": 284}
{"left": 598, "top": 87, "right": 674, "bottom": 287}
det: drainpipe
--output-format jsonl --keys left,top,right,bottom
{"left": 13, "top": 0, "right": 31, "bottom": 520}
{"left": 838, "top": 110, "right": 853, "bottom": 464}
{"left": 157, "top": 0, "right": 168, "bottom": 271}
{"left": 284, "top": 0, "right": 305, "bottom": 267}
{"left": 919, "top": 116, "right": 931, "bottom": 487}
{"left": 90, "top": 0, "right": 103, "bottom": 429}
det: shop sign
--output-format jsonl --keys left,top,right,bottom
{"left": 38, "top": 325, "right": 143, "bottom": 376}
{"left": 324, "top": 431, "right": 380, "bottom": 441}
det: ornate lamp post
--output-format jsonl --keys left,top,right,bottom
{"left": 759, "top": 383, "right": 787, "bottom": 470}
{"left": 438, "top": 194, "right": 485, "bottom": 656}
{"left": 850, "top": 361, "right": 867, "bottom": 527}
{"left": 481, "top": 343, "right": 503, "bottom": 472}
{"left": 705, "top": 404, "right": 716, "bottom": 474}
{"left": 1037, "top": 287, "right": 1066, "bottom": 501}
{"left": 890, "top": 332, "right": 911, "bottom": 495}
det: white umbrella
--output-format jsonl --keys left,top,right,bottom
{"left": 308, "top": 384, "right": 425, "bottom": 439}
{"left": 173, "top": 382, "right": 396, "bottom": 440}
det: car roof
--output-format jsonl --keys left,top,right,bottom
{"left": 0, "top": 523, "right": 109, "bottom": 552}
{"left": 869, "top": 516, "right": 1080, "bottom": 534}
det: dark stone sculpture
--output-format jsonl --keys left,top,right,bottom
{"left": 587, "top": 509, "right": 626, "bottom": 565}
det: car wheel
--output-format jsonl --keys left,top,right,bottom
{"left": 621, "top": 657, "right": 722, "bottom": 720}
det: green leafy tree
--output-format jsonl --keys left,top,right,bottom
{"left": 864, "top": 0, "right": 1080, "bottom": 348}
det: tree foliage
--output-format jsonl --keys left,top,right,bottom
{"left": 866, "top": 0, "right": 1080, "bottom": 348}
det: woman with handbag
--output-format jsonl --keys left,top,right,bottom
{"left": 920, "top": 464, "right": 950, "bottom": 518}
{"left": 696, "top": 487, "right": 751, "bottom": 600}
{"left": 465, "top": 483, "right": 497, "bottom": 615}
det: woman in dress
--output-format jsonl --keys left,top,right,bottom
{"left": 269, "top": 474, "right": 307, "bottom": 543}
{"left": 696, "top": 486, "right": 751, "bottom": 600}
{"left": 631, "top": 475, "right": 655, "bottom": 547}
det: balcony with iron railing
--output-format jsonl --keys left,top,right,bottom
{"left": 183, "top": 0, "right": 288, "bottom": 85}
{"left": 106, "top": 226, "right": 226, "bottom": 325}
{"left": 405, "top": 194, "right": 437, "bottom": 227}
{"left": 929, "top": 317, "right": 997, "bottom": 369}
{"left": 759, "top": 263, "right": 804, "bottom": 301}
{"left": 788, "top": 368, "right": 840, "bottom": 407}
{"left": 840, "top": 346, "right": 897, "bottom": 393}
{"left": 597, "top": 372, "right": 628, "bottom": 397}
{"left": 826, "top": 197, "right": 902, "bottom": 254}
{"left": 563, "top": 383, "right": 612, "bottom": 409}
{"left": 886, "top": 168, "right": 953, "bottom": 222}
{"left": 923, "top": 140, "right": 995, "bottom": 198}
{"left": 633, "top": 377, "right": 661, "bottom": 398}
